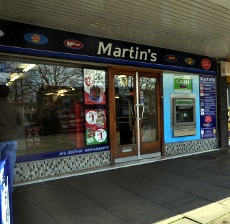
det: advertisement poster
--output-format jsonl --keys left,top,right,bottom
{"left": 174, "top": 76, "right": 192, "bottom": 92}
{"left": 84, "top": 69, "right": 106, "bottom": 105}
{"left": 199, "top": 76, "right": 216, "bottom": 139}
{"left": 85, "top": 109, "right": 107, "bottom": 145}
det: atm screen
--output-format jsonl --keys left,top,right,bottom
{"left": 182, "top": 112, "right": 189, "bottom": 118}
{"left": 173, "top": 98, "right": 195, "bottom": 126}
{"left": 175, "top": 109, "right": 193, "bottom": 123}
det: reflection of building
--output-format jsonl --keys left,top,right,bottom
{"left": 23, "top": 85, "right": 85, "bottom": 150}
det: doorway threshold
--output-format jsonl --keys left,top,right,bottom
{"left": 115, "top": 152, "right": 161, "bottom": 164}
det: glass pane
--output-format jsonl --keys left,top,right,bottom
{"left": 115, "top": 75, "right": 135, "bottom": 145}
{"left": 0, "top": 61, "right": 89, "bottom": 157}
{"left": 140, "top": 77, "right": 158, "bottom": 142}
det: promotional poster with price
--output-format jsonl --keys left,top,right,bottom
{"left": 85, "top": 109, "right": 107, "bottom": 145}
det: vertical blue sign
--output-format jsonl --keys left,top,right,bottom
{"left": 199, "top": 76, "right": 217, "bottom": 138}
{"left": 0, "top": 157, "right": 13, "bottom": 223}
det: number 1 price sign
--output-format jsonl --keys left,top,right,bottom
{"left": 85, "top": 109, "right": 107, "bottom": 145}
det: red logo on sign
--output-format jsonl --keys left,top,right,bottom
{"left": 32, "top": 34, "right": 41, "bottom": 43}
{"left": 201, "top": 58, "right": 211, "bottom": 70}
{"left": 165, "top": 55, "right": 177, "bottom": 62}
{"left": 204, "top": 115, "right": 212, "bottom": 123}
{"left": 64, "top": 39, "right": 83, "bottom": 49}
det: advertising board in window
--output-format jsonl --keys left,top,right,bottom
{"left": 174, "top": 76, "right": 192, "bottom": 92}
{"left": 85, "top": 109, "right": 107, "bottom": 145}
{"left": 83, "top": 69, "right": 106, "bottom": 105}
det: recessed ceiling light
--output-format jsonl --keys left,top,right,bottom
{"left": 0, "top": 30, "right": 4, "bottom": 37}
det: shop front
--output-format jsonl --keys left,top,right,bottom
{"left": 0, "top": 19, "right": 218, "bottom": 184}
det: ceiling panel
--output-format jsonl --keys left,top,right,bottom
{"left": 1, "top": 0, "right": 230, "bottom": 59}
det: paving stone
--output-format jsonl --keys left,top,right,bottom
{"left": 109, "top": 198, "right": 181, "bottom": 224}
{"left": 136, "top": 182, "right": 197, "bottom": 209}
{"left": 153, "top": 215, "right": 186, "bottom": 224}
{"left": 203, "top": 164, "right": 230, "bottom": 176}
{"left": 190, "top": 185, "right": 230, "bottom": 202}
{"left": 158, "top": 217, "right": 199, "bottom": 224}
{"left": 13, "top": 190, "right": 39, "bottom": 211}
{"left": 150, "top": 160, "right": 204, "bottom": 178}
{"left": 173, "top": 157, "right": 213, "bottom": 168}
{"left": 50, "top": 203, "right": 126, "bottom": 224}
{"left": 181, "top": 202, "right": 230, "bottom": 223}
{"left": 14, "top": 204, "right": 58, "bottom": 224}
{"left": 188, "top": 170, "right": 230, "bottom": 188}
{"left": 30, "top": 179, "right": 93, "bottom": 211}
{"left": 218, "top": 198, "right": 230, "bottom": 208}
{"left": 208, "top": 158, "right": 230, "bottom": 167}
{"left": 172, "top": 198, "right": 213, "bottom": 214}
{"left": 128, "top": 163, "right": 209, "bottom": 192}
{"left": 209, "top": 212, "right": 230, "bottom": 224}
{"left": 68, "top": 177, "right": 140, "bottom": 209}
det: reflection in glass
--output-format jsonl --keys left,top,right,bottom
{"left": 140, "top": 77, "right": 158, "bottom": 142}
{"left": 114, "top": 75, "right": 135, "bottom": 145}
{"left": 0, "top": 61, "right": 86, "bottom": 156}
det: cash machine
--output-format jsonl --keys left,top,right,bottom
{"left": 171, "top": 94, "right": 196, "bottom": 137}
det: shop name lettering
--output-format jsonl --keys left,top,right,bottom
{"left": 97, "top": 42, "right": 157, "bottom": 62}
{"left": 58, "top": 146, "right": 109, "bottom": 156}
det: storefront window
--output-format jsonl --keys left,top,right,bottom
{"left": 0, "top": 60, "right": 108, "bottom": 160}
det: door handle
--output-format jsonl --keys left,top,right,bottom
{"left": 139, "top": 105, "right": 145, "bottom": 120}
{"left": 134, "top": 104, "right": 139, "bottom": 120}
{"left": 134, "top": 104, "right": 144, "bottom": 121}
{"left": 140, "top": 104, "right": 144, "bottom": 120}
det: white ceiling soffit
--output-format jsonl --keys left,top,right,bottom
{"left": 206, "top": 0, "right": 230, "bottom": 9}
{"left": 1, "top": 0, "right": 230, "bottom": 59}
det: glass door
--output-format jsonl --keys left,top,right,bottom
{"left": 109, "top": 68, "right": 161, "bottom": 163}
{"left": 139, "top": 72, "right": 161, "bottom": 156}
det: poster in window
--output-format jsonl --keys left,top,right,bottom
{"left": 85, "top": 109, "right": 107, "bottom": 145}
{"left": 84, "top": 69, "right": 106, "bottom": 105}
{"left": 174, "top": 76, "right": 192, "bottom": 92}
{"left": 199, "top": 76, "right": 216, "bottom": 139}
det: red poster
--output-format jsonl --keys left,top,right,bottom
{"left": 84, "top": 68, "right": 106, "bottom": 105}
{"left": 85, "top": 109, "right": 107, "bottom": 145}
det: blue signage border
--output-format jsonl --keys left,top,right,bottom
{"left": 0, "top": 157, "right": 13, "bottom": 224}
{"left": 16, "top": 145, "right": 110, "bottom": 163}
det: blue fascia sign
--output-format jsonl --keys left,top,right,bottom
{"left": 0, "top": 19, "right": 217, "bottom": 75}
